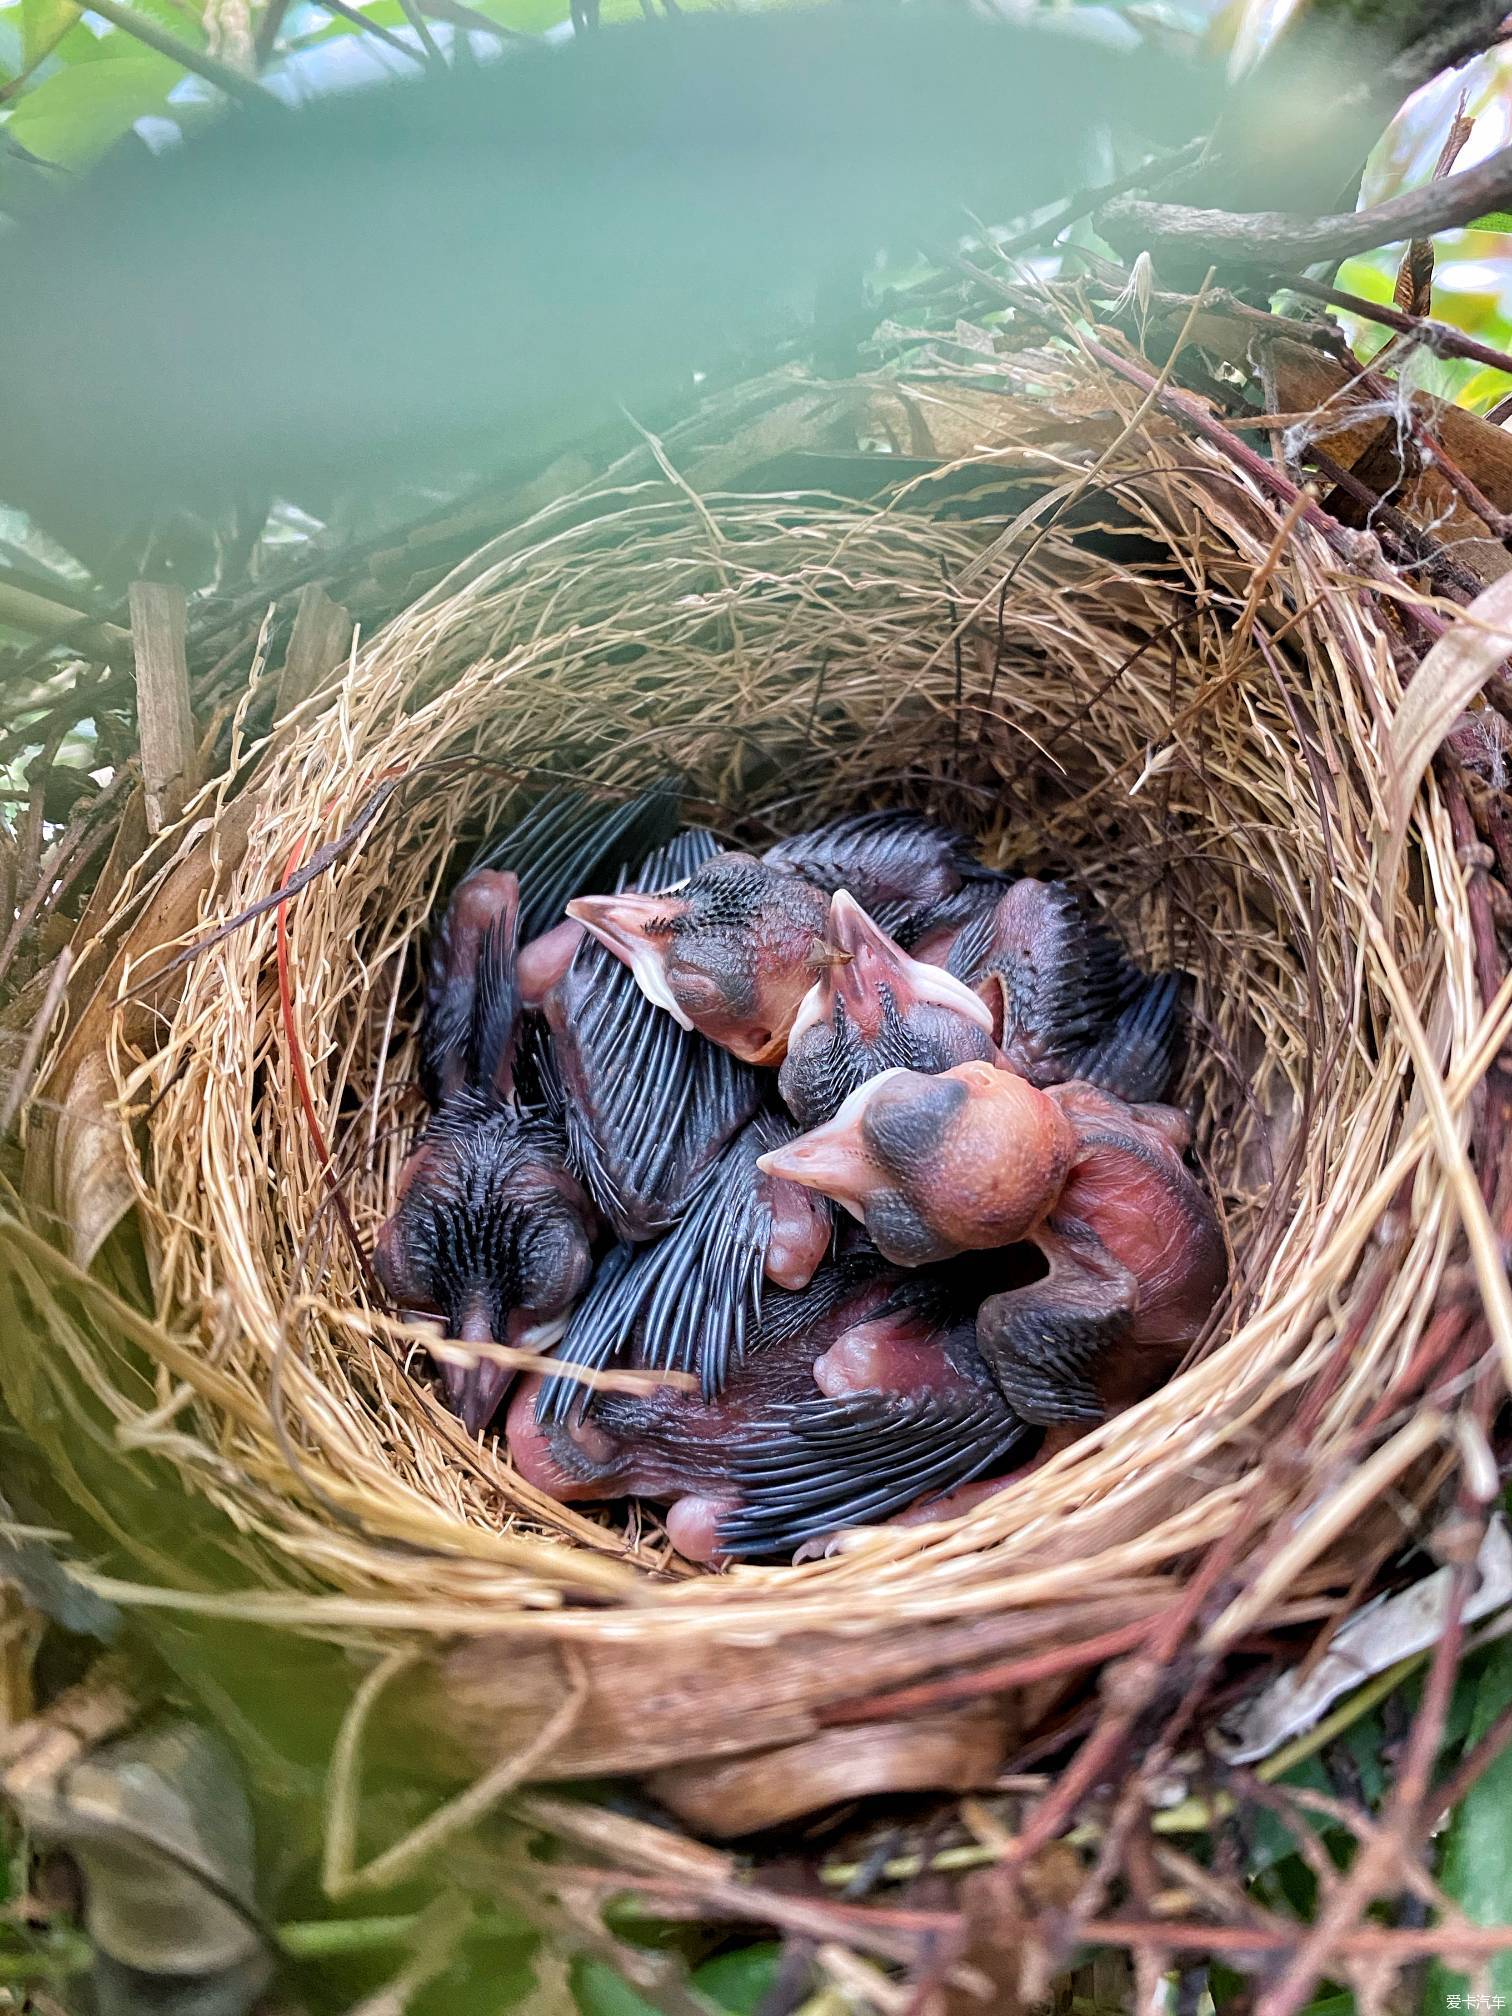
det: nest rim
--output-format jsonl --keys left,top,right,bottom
{"left": 25, "top": 347, "right": 1499, "bottom": 1686}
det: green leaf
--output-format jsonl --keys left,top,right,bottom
{"left": 4, "top": 42, "right": 182, "bottom": 164}
{"left": 1458, "top": 366, "right": 1512, "bottom": 414}
{"left": 1431, "top": 1635, "right": 1512, "bottom": 2008}
{"left": 572, "top": 1959, "right": 662, "bottom": 2016}
{"left": 692, "top": 1944, "right": 782, "bottom": 2013}
{"left": 20, "top": 0, "right": 79, "bottom": 67}
{"left": 1468, "top": 212, "right": 1512, "bottom": 235}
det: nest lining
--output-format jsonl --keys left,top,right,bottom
{"left": 90, "top": 357, "right": 1483, "bottom": 1662}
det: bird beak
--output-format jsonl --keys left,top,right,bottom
{"left": 833, "top": 889, "right": 994, "bottom": 1029}
{"left": 757, "top": 1077, "right": 898, "bottom": 1218}
{"left": 566, "top": 891, "right": 694, "bottom": 1029}
{"left": 441, "top": 1302, "right": 512, "bottom": 1437}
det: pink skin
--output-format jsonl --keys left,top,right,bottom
{"left": 519, "top": 918, "right": 585, "bottom": 1007}
{"left": 908, "top": 919, "right": 968, "bottom": 967}
{"left": 663, "top": 1496, "right": 740, "bottom": 1564}
{"left": 763, "top": 1171, "right": 831, "bottom": 1289}
{"left": 505, "top": 1375, "right": 619, "bottom": 1497}
{"left": 813, "top": 1316, "right": 947, "bottom": 1398}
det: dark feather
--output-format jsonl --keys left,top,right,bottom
{"left": 949, "top": 880, "right": 1177, "bottom": 1087}
{"left": 536, "top": 1108, "right": 790, "bottom": 1421}
{"left": 1069, "top": 968, "right": 1184, "bottom": 1105}
{"left": 717, "top": 1389, "right": 1031, "bottom": 1557}
{"left": 464, "top": 912, "right": 522, "bottom": 1096}
{"left": 474, "top": 782, "right": 683, "bottom": 942}
{"left": 764, "top": 811, "right": 1006, "bottom": 948}
{"left": 550, "top": 826, "right": 764, "bottom": 1239}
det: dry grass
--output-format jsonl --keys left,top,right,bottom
{"left": 16, "top": 328, "right": 1510, "bottom": 1806}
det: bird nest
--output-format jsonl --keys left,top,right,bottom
{"left": 20, "top": 334, "right": 1510, "bottom": 1847}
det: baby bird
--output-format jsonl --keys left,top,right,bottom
{"left": 533, "top": 1105, "right": 832, "bottom": 1418}
{"left": 507, "top": 1254, "right": 898, "bottom": 1562}
{"left": 757, "top": 1059, "right": 1226, "bottom": 1427}
{"left": 567, "top": 851, "right": 839, "bottom": 1065}
{"left": 949, "top": 878, "right": 1182, "bottom": 1105}
{"left": 763, "top": 810, "right": 1007, "bottom": 949}
{"left": 717, "top": 1269, "right": 1036, "bottom": 1558}
{"left": 373, "top": 868, "right": 597, "bottom": 1435}
{"left": 545, "top": 827, "right": 764, "bottom": 1240}
{"left": 779, "top": 888, "right": 997, "bottom": 1127}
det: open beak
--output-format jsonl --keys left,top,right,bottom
{"left": 756, "top": 1073, "right": 900, "bottom": 1218}
{"left": 566, "top": 891, "right": 693, "bottom": 1029}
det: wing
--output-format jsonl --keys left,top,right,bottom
{"left": 950, "top": 879, "right": 1180, "bottom": 1092}
{"left": 535, "top": 1111, "right": 785, "bottom": 1421}
{"left": 1069, "top": 969, "right": 1183, "bottom": 1105}
{"left": 717, "top": 1388, "right": 1031, "bottom": 1557}
{"left": 549, "top": 825, "right": 765, "bottom": 1239}
{"left": 764, "top": 811, "right": 1004, "bottom": 946}
{"left": 474, "top": 781, "right": 683, "bottom": 942}
{"left": 975, "top": 1221, "right": 1138, "bottom": 1425}
{"left": 419, "top": 874, "right": 521, "bottom": 1108}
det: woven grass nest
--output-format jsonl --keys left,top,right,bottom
{"left": 23, "top": 327, "right": 1512, "bottom": 1847}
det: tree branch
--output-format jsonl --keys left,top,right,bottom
{"left": 80, "top": 0, "right": 273, "bottom": 104}
{"left": 1100, "top": 144, "right": 1512, "bottom": 270}
{"left": 1284, "top": 274, "right": 1512, "bottom": 381}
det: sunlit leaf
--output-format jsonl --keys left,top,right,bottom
{"left": 1469, "top": 211, "right": 1512, "bottom": 234}
{"left": 1456, "top": 365, "right": 1512, "bottom": 413}
{"left": 3, "top": 42, "right": 181, "bottom": 163}
{"left": 20, "top": 0, "right": 78, "bottom": 67}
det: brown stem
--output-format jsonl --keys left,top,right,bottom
{"left": 1412, "top": 418, "right": 1512, "bottom": 545}
{"left": 1101, "top": 145, "right": 1512, "bottom": 270}
{"left": 1076, "top": 1919, "right": 1512, "bottom": 1958}
{"left": 1285, "top": 276, "right": 1512, "bottom": 384}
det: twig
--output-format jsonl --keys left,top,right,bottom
{"left": 75, "top": 0, "right": 274, "bottom": 102}
{"left": 0, "top": 950, "right": 72, "bottom": 1139}
{"left": 988, "top": 139, "right": 1207, "bottom": 264}
{"left": 1100, "top": 144, "right": 1512, "bottom": 270}
{"left": 1303, "top": 447, "right": 1488, "bottom": 603}
{"left": 1420, "top": 1698, "right": 1512, "bottom": 1844}
{"left": 253, "top": 0, "right": 292, "bottom": 62}
{"left": 393, "top": 0, "right": 445, "bottom": 64}
{"left": 1284, "top": 276, "right": 1512, "bottom": 384}
{"left": 1075, "top": 1919, "right": 1512, "bottom": 1959}
{"left": 1411, "top": 418, "right": 1512, "bottom": 544}
{"left": 127, "top": 766, "right": 410, "bottom": 995}
{"left": 130, "top": 582, "right": 197, "bottom": 836}
{"left": 310, "top": 0, "right": 429, "bottom": 64}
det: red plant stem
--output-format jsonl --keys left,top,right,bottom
{"left": 1284, "top": 276, "right": 1512, "bottom": 383}
{"left": 1357, "top": 1299, "right": 1471, "bottom": 1434}
{"left": 1005, "top": 1520, "right": 1253, "bottom": 1866}
{"left": 820, "top": 1615, "right": 1162, "bottom": 1726}
{"left": 1253, "top": 1386, "right": 1494, "bottom": 2016}
{"left": 1413, "top": 417, "right": 1512, "bottom": 545}
{"left": 1443, "top": 773, "right": 1512, "bottom": 1186}
{"left": 552, "top": 1865, "right": 957, "bottom": 1966}
{"left": 1420, "top": 1698, "right": 1512, "bottom": 1844}
{"left": 1077, "top": 1918, "right": 1512, "bottom": 1958}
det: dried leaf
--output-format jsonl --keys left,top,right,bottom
{"left": 1215, "top": 1515, "right": 1512, "bottom": 1763}
{"left": 9, "top": 1719, "right": 272, "bottom": 2013}
{"left": 25, "top": 794, "right": 255, "bottom": 1267}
